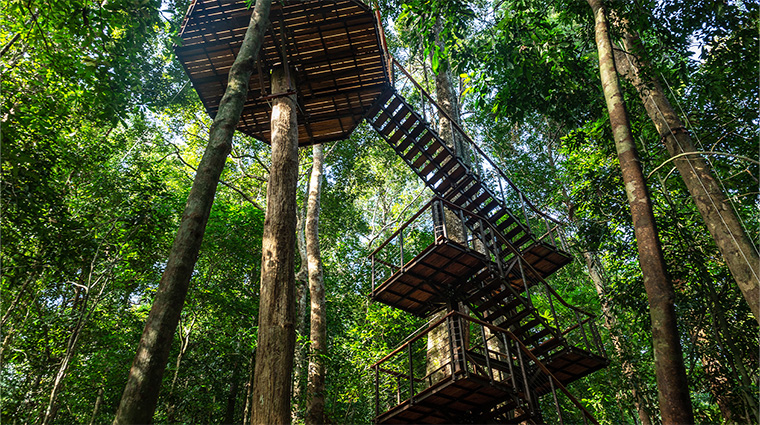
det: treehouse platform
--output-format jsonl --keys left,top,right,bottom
{"left": 176, "top": 0, "right": 389, "bottom": 146}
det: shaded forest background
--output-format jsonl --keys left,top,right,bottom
{"left": 1, "top": 0, "right": 758, "bottom": 423}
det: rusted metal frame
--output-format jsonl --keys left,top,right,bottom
{"left": 450, "top": 315, "right": 467, "bottom": 375}
{"left": 455, "top": 312, "right": 602, "bottom": 425}
{"left": 370, "top": 0, "right": 391, "bottom": 81}
{"left": 370, "top": 310, "right": 457, "bottom": 368}
{"left": 446, "top": 312, "right": 457, "bottom": 376}
{"left": 389, "top": 56, "right": 562, "bottom": 227}
{"left": 177, "top": 0, "right": 200, "bottom": 36}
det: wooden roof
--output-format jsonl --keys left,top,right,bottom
{"left": 176, "top": 0, "right": 390, "bottom": 146}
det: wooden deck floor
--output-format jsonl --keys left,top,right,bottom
{"left": 371, "top": 240, "right": 490, "bottom": 317}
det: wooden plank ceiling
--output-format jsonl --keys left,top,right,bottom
{"left": 176, "top": 0, "right": 390, "bottom": 146}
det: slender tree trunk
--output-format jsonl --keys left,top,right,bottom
{"left": 586, "top": 1, "right": 694, "bottom": 423}
{"left": 615, "top": 30, "right": 760, "bottom": 323}
{"left": 242, "top": 350, "right": 255, "bottom": 425}
{"left": 224, "top": 356, "right": 242, "bottom": 425}
{"left": 292, "top": 205, "right": 309, "bottom": 421}
{"left": 249, "top": 66, "right": 299, "bottom": 425}
{"left": 166, "top": 315, "right": 195, "bottom": 423}
{"left": 88, "top": 387, "right": 104, "bottom": 425}
{"left": 113, "top": 2, "right": 271, "bottom": 423}
{"left": 547, "top": 139, "right": 654, "bottom": 425}
{"left": 305, "top": 144, "right": 326, "bottom": 425}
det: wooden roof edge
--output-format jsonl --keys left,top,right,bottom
{"left": 177, "top": 0, "right": 375, "bottom": 39}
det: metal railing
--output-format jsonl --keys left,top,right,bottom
{"left": 370, "top": 311, "right": 602, "bottom": 424}
{"left": 369, "top": 197, "right": 606, "bottom": 359}
{"left": 383, "top": 55, "right": 569, "bottom": 253}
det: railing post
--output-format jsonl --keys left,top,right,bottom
{"left": 407, "top": 343, "right": 414, "bottom": 403}
{"left": 446, "top": 316, "right": 456, "bottom": 376}
{"left": 374, "top": 366, "right": 379, "bottom": 419}
{"left": 590, "top": 319, "right": 605, "bottom": 357}
{"left": 549, "top": 376, "right": 565, "bottom": 425}
{"left": 399, "top": 230, "right": 404, "bottom": 272}
{"left": 396, "top": 375, "right": 401, "bottom": 404}
{"left": 501, "top": 334, "right": 518, "bottom": 391}
{"left": 479, "top": 323, "right": 494, "bottom": 382}
{"left": 371, "top": 255, "right": 376, "bottom": 292}
{"left": 546, "top": 283, "right": 560, "bottom": 331}
{"left": 517, "top": 258, "right": 533, "bottom": 306}
{"left": 456, "top": 208, "right": 469, "bottom": 248}
{"left": 575, "top": 311, "right": 591, "bottom": 351}
{"left": 520, "top": 193, "right": 530, "bottom": 229}
{"left": 440, "top": 200, "right": 448, "bottom": 240}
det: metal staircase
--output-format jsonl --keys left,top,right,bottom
{"left": 366, "top": 83, "right": 608, "bottom": 423}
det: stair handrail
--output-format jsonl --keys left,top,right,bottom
{"left": 367, "top": 197, "right": 437, "bottom": 258}
{"left": 455, "top": 312, "right": 601, "bottom": 425}
{"left": 388, "top": 56, "right": 563, "bottom": 227}
{"left": 370, "top": 309, "right": 457, "bottom": 368}
{"left": 435, "top": 197, "right": 595, "bottom": 319}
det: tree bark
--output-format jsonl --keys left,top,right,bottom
{"left": 249, "top": 66, "right": 299, "bottom": 425}
{"left": 242, "top": 351, "right": 255, "bottom": 425}
{"left": 113, "top": 2, "right": 272, "bottom": 423}
{"left": 224, "top": 355, "right": 242, "bottom": 425}
{"left": 426, "top": 15, "right": 470, "bottom": 380}
{"left": 615, "top": 30, "right": 760, "bottom": 323}
{"left": 586, "top": 1, "right": 694, "bottom": 423}
{"left": 292, "top": 205, "right": 309, "bottom": 421}
{"left": 305, "top": 144, "right": 326, "bottom": 425}
{"left": 547, "top": 139, "right": 654, "bottom": 425}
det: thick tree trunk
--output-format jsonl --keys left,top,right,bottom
{"left": 426, "top": 15, "right": 470, "bottom": 380}
{"left": 305, "top": 144, "right": 326, "bottom": 425}
{"left": 113, "top": 2, "right": 272, "bottom": 423}
{"left": 249, "top": 66, "right": 299, "bottom": 425}
{"left": 615, "top": 30, "right": 760, "bottom": 323}
{"left": 586, "top": 1, "right": 694, "bottom": 423}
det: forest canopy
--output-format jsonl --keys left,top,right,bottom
{"left": 1, "top": 0, "right": 758, "bottom": 424}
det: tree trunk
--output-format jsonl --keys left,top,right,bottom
{"left": 615, "top": 30, "right": 760, "bottom": 323}
{"left": 249, "top": 66, "right": 299, "bottom": 425}
{"left": 112, "top": 2, "right": 271, "bottom": 423}
{"left": 305, "top": 144, "right": 326, "bottom": 425}
{"left": 426, "top": 15, "right": 469, "bottom": 380}
{"left": 242, "top": 351, "right": 255, "bottom": 425}
{"left": 224, "top": 356, "right": 242, "bottom": 425}
{"left": 88, "top": 387, "right": 104, "bottom": 425}
{"left": 547, "top": 139, "right": 654, "bottom": 425}
{"left": 293, "top": 205, "right": 309, "bottom": 421}
{"left": 586, "top": 1, "right": 694, "bottom": 423}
